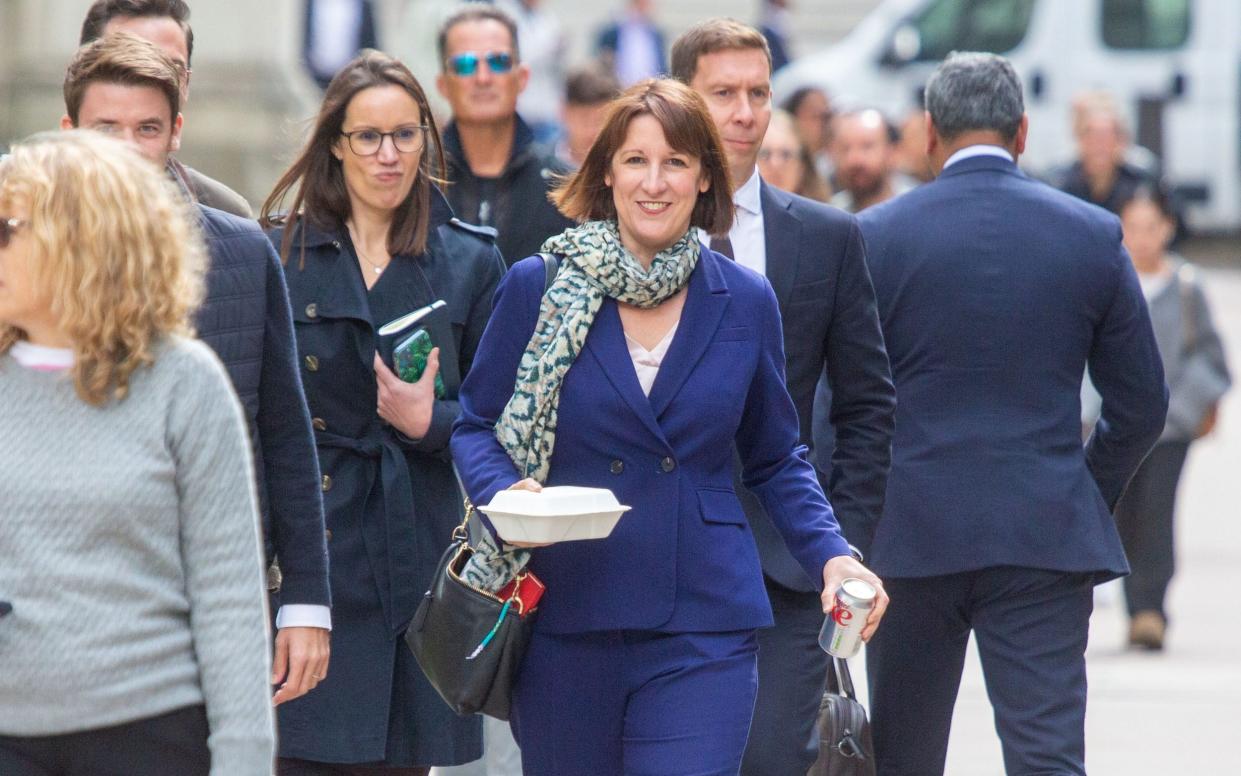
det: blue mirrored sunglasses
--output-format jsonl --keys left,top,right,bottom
{"left": 448, "top": 51, "right": 514, "bottom": 77}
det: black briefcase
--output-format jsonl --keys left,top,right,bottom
{"left": 807, "top": 657, "right": 876, "bottom": 776}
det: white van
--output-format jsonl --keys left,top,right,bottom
{"left": 775, "top": 0, "right": 1241, "bottom": 232}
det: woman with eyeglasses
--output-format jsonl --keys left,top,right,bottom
{"left": 0, "top": 131, "right": 273, "bottom": 774}
{"left": 260, "top": 50, "right": 505, "bottom": 775}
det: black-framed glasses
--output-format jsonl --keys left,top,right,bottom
{"left": 340, "top": 125, "right": 428, "bottom": 156}
{"left": 0, "top": 217, "right": 27, "bottom": 249}
{"left": 447, "top": 51, "right": 514, "bottom": 77}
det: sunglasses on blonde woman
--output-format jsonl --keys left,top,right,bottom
{"left": 0, "top": 217, "right": 27, "bottom": 249}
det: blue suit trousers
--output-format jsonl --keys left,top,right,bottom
{"left": 511, "top": 629, "right": 759, "bottom": 775}
{"left": 866, "top": 567, "right": 1095, "bottom": 776}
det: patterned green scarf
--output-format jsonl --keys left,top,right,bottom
{"left": 495, "top": 218, "right": 701, "bottom": 481}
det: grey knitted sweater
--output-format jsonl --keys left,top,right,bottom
{"left": 0, "top": 337, "right": 274, "bottom": 775}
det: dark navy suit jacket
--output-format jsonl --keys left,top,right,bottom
{"left": 451, "top": 248, "right": 852, "bottom": 634}
{"left": 741, "top": 183, "right": 895, "bottom": 592}
{"left": 857, "top": 154, "right": 1168, "bottom": 579}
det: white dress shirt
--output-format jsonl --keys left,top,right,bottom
{"left": 8, "top": 341, "right": 333, "bottom": 632}
{"left": 625, "top": 322, "right": 679, "bottom": 396}
{"left": 702, "top": 167, "right": 766, "bottom": 277}
{"left": 943, "top": 144, "right": 1014, "bottom": 170}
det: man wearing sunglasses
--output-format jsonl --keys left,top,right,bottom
{"left": 436, "top": 5, "right": 573, "bottom": 267}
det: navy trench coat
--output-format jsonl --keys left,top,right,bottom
{"left": 267, "top": 190, "right": 505, "bottom": 766}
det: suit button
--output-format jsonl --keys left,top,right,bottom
{"left": 305, "top": 302, "right": 318, "bottom": 319}
{"left": 312, "top": 417, "right": 327, "bottom": 431}
{"left": 321, "top": 474, "right": 333, "bottom": 492}
{"left": 305, "top": 355, "right": 320, "bottom": 372}
{"left": 660, "top": 456, "right": 676, "bottom": 473}
{"left": 610, "top": 460, "right": 624, "bottom": 475}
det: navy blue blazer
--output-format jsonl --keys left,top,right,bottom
{"left": 451, "top": 248, "right": 852, "bottom": 634}
{"left": 858, "top": 154, "right": 1168, "bottom": 579}
{"left": 741, "top": 182, "right": 895, "bottom": 592}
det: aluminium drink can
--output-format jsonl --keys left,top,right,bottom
{"left": 818, "top": 577, "right": 877, "bottom": 659}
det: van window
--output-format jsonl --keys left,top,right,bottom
{"left": 1102, "top": 0, "right": 1191, "bottom": 49}
{"left": 907, "top": 0, "right": 1036, "bottom": 62}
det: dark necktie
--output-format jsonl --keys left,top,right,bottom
{"left": 712, "top": 233, "right": 735, "bottom": 260}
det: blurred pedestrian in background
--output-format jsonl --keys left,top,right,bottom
{"left": 595, "top": 0, "right": 666, "bottom": 86}
{"left": 758, "top": 109, "right": 829, "bottom": 202}
{"left": 757, "top": 0, "right": 792, "bottom": 73}
{"left": 1051, "top": 91, "right": 1161, "bottom": 216}
{"left": 556, "top": 65, "right": 621, "bottom": 169}
{"left": 859, "top": 52, "right": 1168, "bottom": 776}
{"left": 894, "top": 105, "right": 933, "bottom": 183}
{"left": 1112, "top": 185, "right": 1231, "bottom": 651}
{"left": 61, "top": 32, "right": 331, "bottom": 707}
{"left": 828, "top": 108, "right": 916, "bottom": 213}
{"left": 671, "top": 19, "right": 895, "bottom": 775}
{"left": 452, "top": 77, "right": 887, "bottom": 776}
{"left": 79, "top": 0, "right": 254, "bottom": 218}
{"left": 261, "top": 50, "right": 505, "bottom": 774}
{"left": 303, "top": 0, "right": 378, "bottom": 91}
{"left": 0, "top": 130, "right": 274, "bottom": 775}
{"left": 497, "top": 0, "right": 567, "bottom": 146}
{"left": 782, "top": 85, "right": 833, "bottom": 182}
{"left": 436, "top": 5, "right": 573, "bottom": 266}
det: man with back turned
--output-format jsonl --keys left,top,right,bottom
{"left": 858, "top": 52, "right": 1168, "bottom": 775}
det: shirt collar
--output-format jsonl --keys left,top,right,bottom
{"left": 734, "top": 167, "right": 762, "bottom": 215}
{"left": 944, "top": 144, "right": 1014, "bottom": 170}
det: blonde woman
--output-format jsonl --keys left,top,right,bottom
{"left": 0, "top": 131, "right": 274, "bottom": 775}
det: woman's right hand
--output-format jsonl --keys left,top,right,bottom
{"left": 504, "top": 479, "right": 551, "bottom": 548}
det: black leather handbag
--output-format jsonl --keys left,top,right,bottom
{"left": 808, "top": 657, "right": 876, "bottom": 776}
{"left": 404, "top": 506, "right": 539, "bottom": 720}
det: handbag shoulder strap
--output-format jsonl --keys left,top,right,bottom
{"left": 1176, "top": 262, "right": 1200, "bottom": 354}
{"left": 539, "top": 252, "right": 561, "bottom": 293}
{"left": 825, "top": 656, "right": 859, "bottom": 701}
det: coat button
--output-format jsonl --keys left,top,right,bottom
{"left": 660, "top": 456, "right": 676, "bottom": 473}
{"left": 321, "top": 474, "right": 333, "bottom": 492}
{"left": 609, "top": 460, "right": 624, "bottom": 475}
{"left": 331, "top": 240, "right": 341, "bottom": 251}
{"left": 312, "top": 417, "right": 327, "bottom": 431}
{"left": 305, "top": 302, "right": 318, "bottom": 319}
{"left": 305, "top": 355, "right": 319, "bottom": 372}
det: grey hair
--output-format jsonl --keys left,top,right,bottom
{"left": 924, "top": 52, "right": 1024, "bottom": 141}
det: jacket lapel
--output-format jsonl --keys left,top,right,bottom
{"left": 584, "top": 299, "right": 668, "bottom": 444}
{"left": 760, "top": 181, "right": 801, "bottom": 310}
{"left": 647, "top": 253, "right": 730, "bottom": 419}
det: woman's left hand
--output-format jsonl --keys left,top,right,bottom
{"left": 373, "top": 350, "right": 439, "bottom": 439}
{"left": 822, "top": 556, "right": 889, "bottom": 642}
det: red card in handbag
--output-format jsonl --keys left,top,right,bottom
{"left": 496, "top": 571, "right": 545, "bottom": 616}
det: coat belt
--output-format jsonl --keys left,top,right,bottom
{"left": 317, "top": 429, "right": 420, "bottom": 637}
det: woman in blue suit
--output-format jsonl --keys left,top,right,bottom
{"left": 451, "top": 78, "right": 888, "bottom": 776}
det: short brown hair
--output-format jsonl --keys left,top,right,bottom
{"left": 670, "top": 18, "right": 771, "bottom": 84}
{"left": 80, "top": 0, "right": 194, "bottom": 67}
{"left": 565, "top": 66, "right": 621, "bottom": 106}
{"left": 552, "top": 78, "right": 733, "bottom": 235}
{"left": 64, "top": 31, "right": 182, "bottom": 125}
{"left": 437, "top": 5, "right": 520, "bottom": 67}
{"left": 261, "top": 50, "right": 446, "bottom": 263}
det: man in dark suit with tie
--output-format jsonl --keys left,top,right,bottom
{"left": 672, "top": 20, "right": 896, "bottom": 775}
{"left": 859, "top": 52, "right": 1168, "bottom": 775}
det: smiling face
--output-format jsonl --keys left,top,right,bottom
{"left": 606, "top": 114, "right": 710, "bottom": 264}
{"left": 688, "top": 47, "right": 772, "bottom": 186}
{"left": 332, "top": 84, "right": 425, "bottom": 218}
{"left": 63, "top": 81, "right": 182, "bottom": 167}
